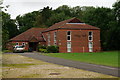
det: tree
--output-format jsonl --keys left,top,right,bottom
{"left": 2, "top": 11, "right": 18, "bottom": 38}
{"left": 2, "top": 12, "right": 9, "bottom": 50}
{"left": 106, "top": 1, "right": 120, "bottom": 50}
{"left": 82, "top": 7, "right": 115, "bottom": 50}
{"left": 41, "top": 6, "right": 52, "bottom": 24}
{"left": 55, "top": 5, "right": 72, "bottom": 17}
{"left": 46, "top": 12, "right": 71, "bottom": 26}
{"left": 106, "top": 22, "right": 120, "bottom": 50}
{"left": 16, "top": 11, "right": 40, "bottom": 33}
{"left": 71, "top": 6, "right": 83, "bottom": 20}
{"left": 113, "top": 0, "right": 120, "bottom": 23}
{"left": 2, "top": 29, "right": 9, "bottom": 50}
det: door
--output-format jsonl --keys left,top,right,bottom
{"left": 29, "top": 42, "right": 38, "bottom": 51}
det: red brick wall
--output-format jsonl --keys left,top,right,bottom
{"left": 42, "top": 30, "right": 59, "bottom": 46}
{"left": 43, "top": 29, "right": 101, "bottom": 53}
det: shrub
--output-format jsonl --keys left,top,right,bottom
{"left": 24, "top": 50, "right": 28, "bottom": 52}
{"left": 37, "top": 45, "right": 47, "bottom": 51}
{"left": 3, "top": 50, "right": 12, "bottom": 53}
{"left": 39, "top": 49, "right": 48, "bottom": 53}
{"left": 47, "top": 46, "right": 59, "bottom": 53}
{"left": 38, "top": 45, "right": 46, "bottom": 49}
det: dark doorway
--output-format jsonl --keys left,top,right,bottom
{"left": 29, "top": 42, "right": 38, "bottom": 51}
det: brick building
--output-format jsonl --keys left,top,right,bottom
{"left": 9, "top": 17, "right": 101, "bottom": 53}
{"left": 7, "top": 28, "right": 46, "bottom": 51}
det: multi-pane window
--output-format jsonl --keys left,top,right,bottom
{"left": 89, "top": 42, "right": 93, "bottom": 48}
{"left": 88, "top": 31, "right": 93, "bottom": 41}
{"left": 16, "top": 42, "right": 19, "bottom": 45}
{"left": 54, "top": 32, "right": 57, "bottom": 45}
{"left": 22, "top": 42, "right": 25, "bottom": 47}
{"left": 48, "top": 33, "right": 50, "bottom": 46}
{"left": 67, "top": 42, "right": 71, "bottom": 52}
{"left": 89, "top": 42, "right": 93, "bottom": 52}
{"left": 67, "top": 31, "right": 71, "bottom": 41}
{"left": 22, "top": 42, "right": 25, "bottom": 46}
{"left": 54, "top": 32, "right": 57, "bottom": 41}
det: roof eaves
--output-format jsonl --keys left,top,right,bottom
{"left": 42, "top": 28, "right": 60, "bottom": 33}
{"left": 10, "top": 40, "right": 29, "bottom": 42}
{"left": 60, "top": 28, "right": 100, "bottom": 30}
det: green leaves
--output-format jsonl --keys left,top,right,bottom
{"left": 2, "top": 11, "right": 18, "bottom": 50}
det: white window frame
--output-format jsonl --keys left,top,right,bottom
{"left": 54, "top": 32, "right": 57, "bottom": 41}
{"left": 48, "top": 33, "right": 50, "bottom": 46}
{"left": 54, "top": 41, "right": 57, "bottom": 45}
{"left": 88, "top": 42, "right": 93, "bottom": 52}
{"left": 16, "top": 42, "right": 19, "bottom": 45}
{"left": 54, "top": 32, "right": 57, "bottom": 45}
{"left": 67, "top": 42, "right": 71, "bottom": 52}
{"left": 22, "top": 42, "right": 25, "bottom": 46}
{"left": 67, "top": 31, "right": 71, "bottom": 41}
{"left": 88, "top": 31, "right": 93, "bottom": 41}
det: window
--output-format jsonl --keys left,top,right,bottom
{"left": 16, "top": 42, "right": 19, "bottom": 45}
{"left": 67, "top": 31, "right": 71, "bottom": 41}
{"left": 54, "top": 42, "right": 57, "bottom": 45}
{"left": 48, "top": 33, "right": 50, "bottom": 46}
{"left": 22, "top": 42, "right": 25, "bottom": 46}
{"left": 89, "top": 42, "right": 93, "bottom": 48}
{"left": 88, "top": 31, "right": 93, "bottom": 41}
{"left": 54, "top": 32, "right": 57, "bottom": 41}
{"left": 67, "top": 42, "right": 71, "bottom": 52}
{"left": 54, "top": 32, "right": 57, "bottom": 45}
{"left": 89, "top": 42, "right": 93, "bottom": 52}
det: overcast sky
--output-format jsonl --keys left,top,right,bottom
{"left": 2, "top": 0, "right": 116, "bottom": 19}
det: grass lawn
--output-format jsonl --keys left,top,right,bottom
{"left": 43, "top": 51, "right": 119, "bottom": 67}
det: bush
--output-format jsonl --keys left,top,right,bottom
{"left": 47, "top": 46, "right": 59, "bottom": 53}
{"left": 39, "top": 49, "right": 48, "bottom": 53}
{"left": 38, "top": 45, "right": 46, "bottom": 49}
{"left": 24, "top": 50, "right": 28, "bottom": 52}
{"left": 37, "top": 45, "right": 47, "bottom": 52}
{"left": 3, "top": 50, "right": 12, "bottom": 53}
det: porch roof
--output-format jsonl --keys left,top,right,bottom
{"left": 10, "top": 28, "right": 46, "bottom": 42}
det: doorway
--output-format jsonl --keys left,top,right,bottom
{"left": 29, "top": 42, "right": 38, "bottom": 51}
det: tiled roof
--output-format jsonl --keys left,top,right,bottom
{"left": 10, "top": 28, "right": 46, "bottom": 42}
{"left": 43, "top": 17, "right": 99, "bottom": 32}
{"left": 60, "top": 24, "right": 99, "bottom": 30}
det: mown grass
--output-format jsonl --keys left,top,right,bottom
{"left": 43, "top": 51, "right": 119, "bottom": 67}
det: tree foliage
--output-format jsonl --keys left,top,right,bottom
{"left": 2, "top": 11, "right": 18, "bottom": 50}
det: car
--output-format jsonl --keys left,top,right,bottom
{"left": 13, "top": 45, "right": 25, "bottom": 53}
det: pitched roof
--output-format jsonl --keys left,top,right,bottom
{"left": 10, "top": 28, "right": 46, "bottom": 42}
{"left": 43, "top": 17, "right": 99, "bottom": 32}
